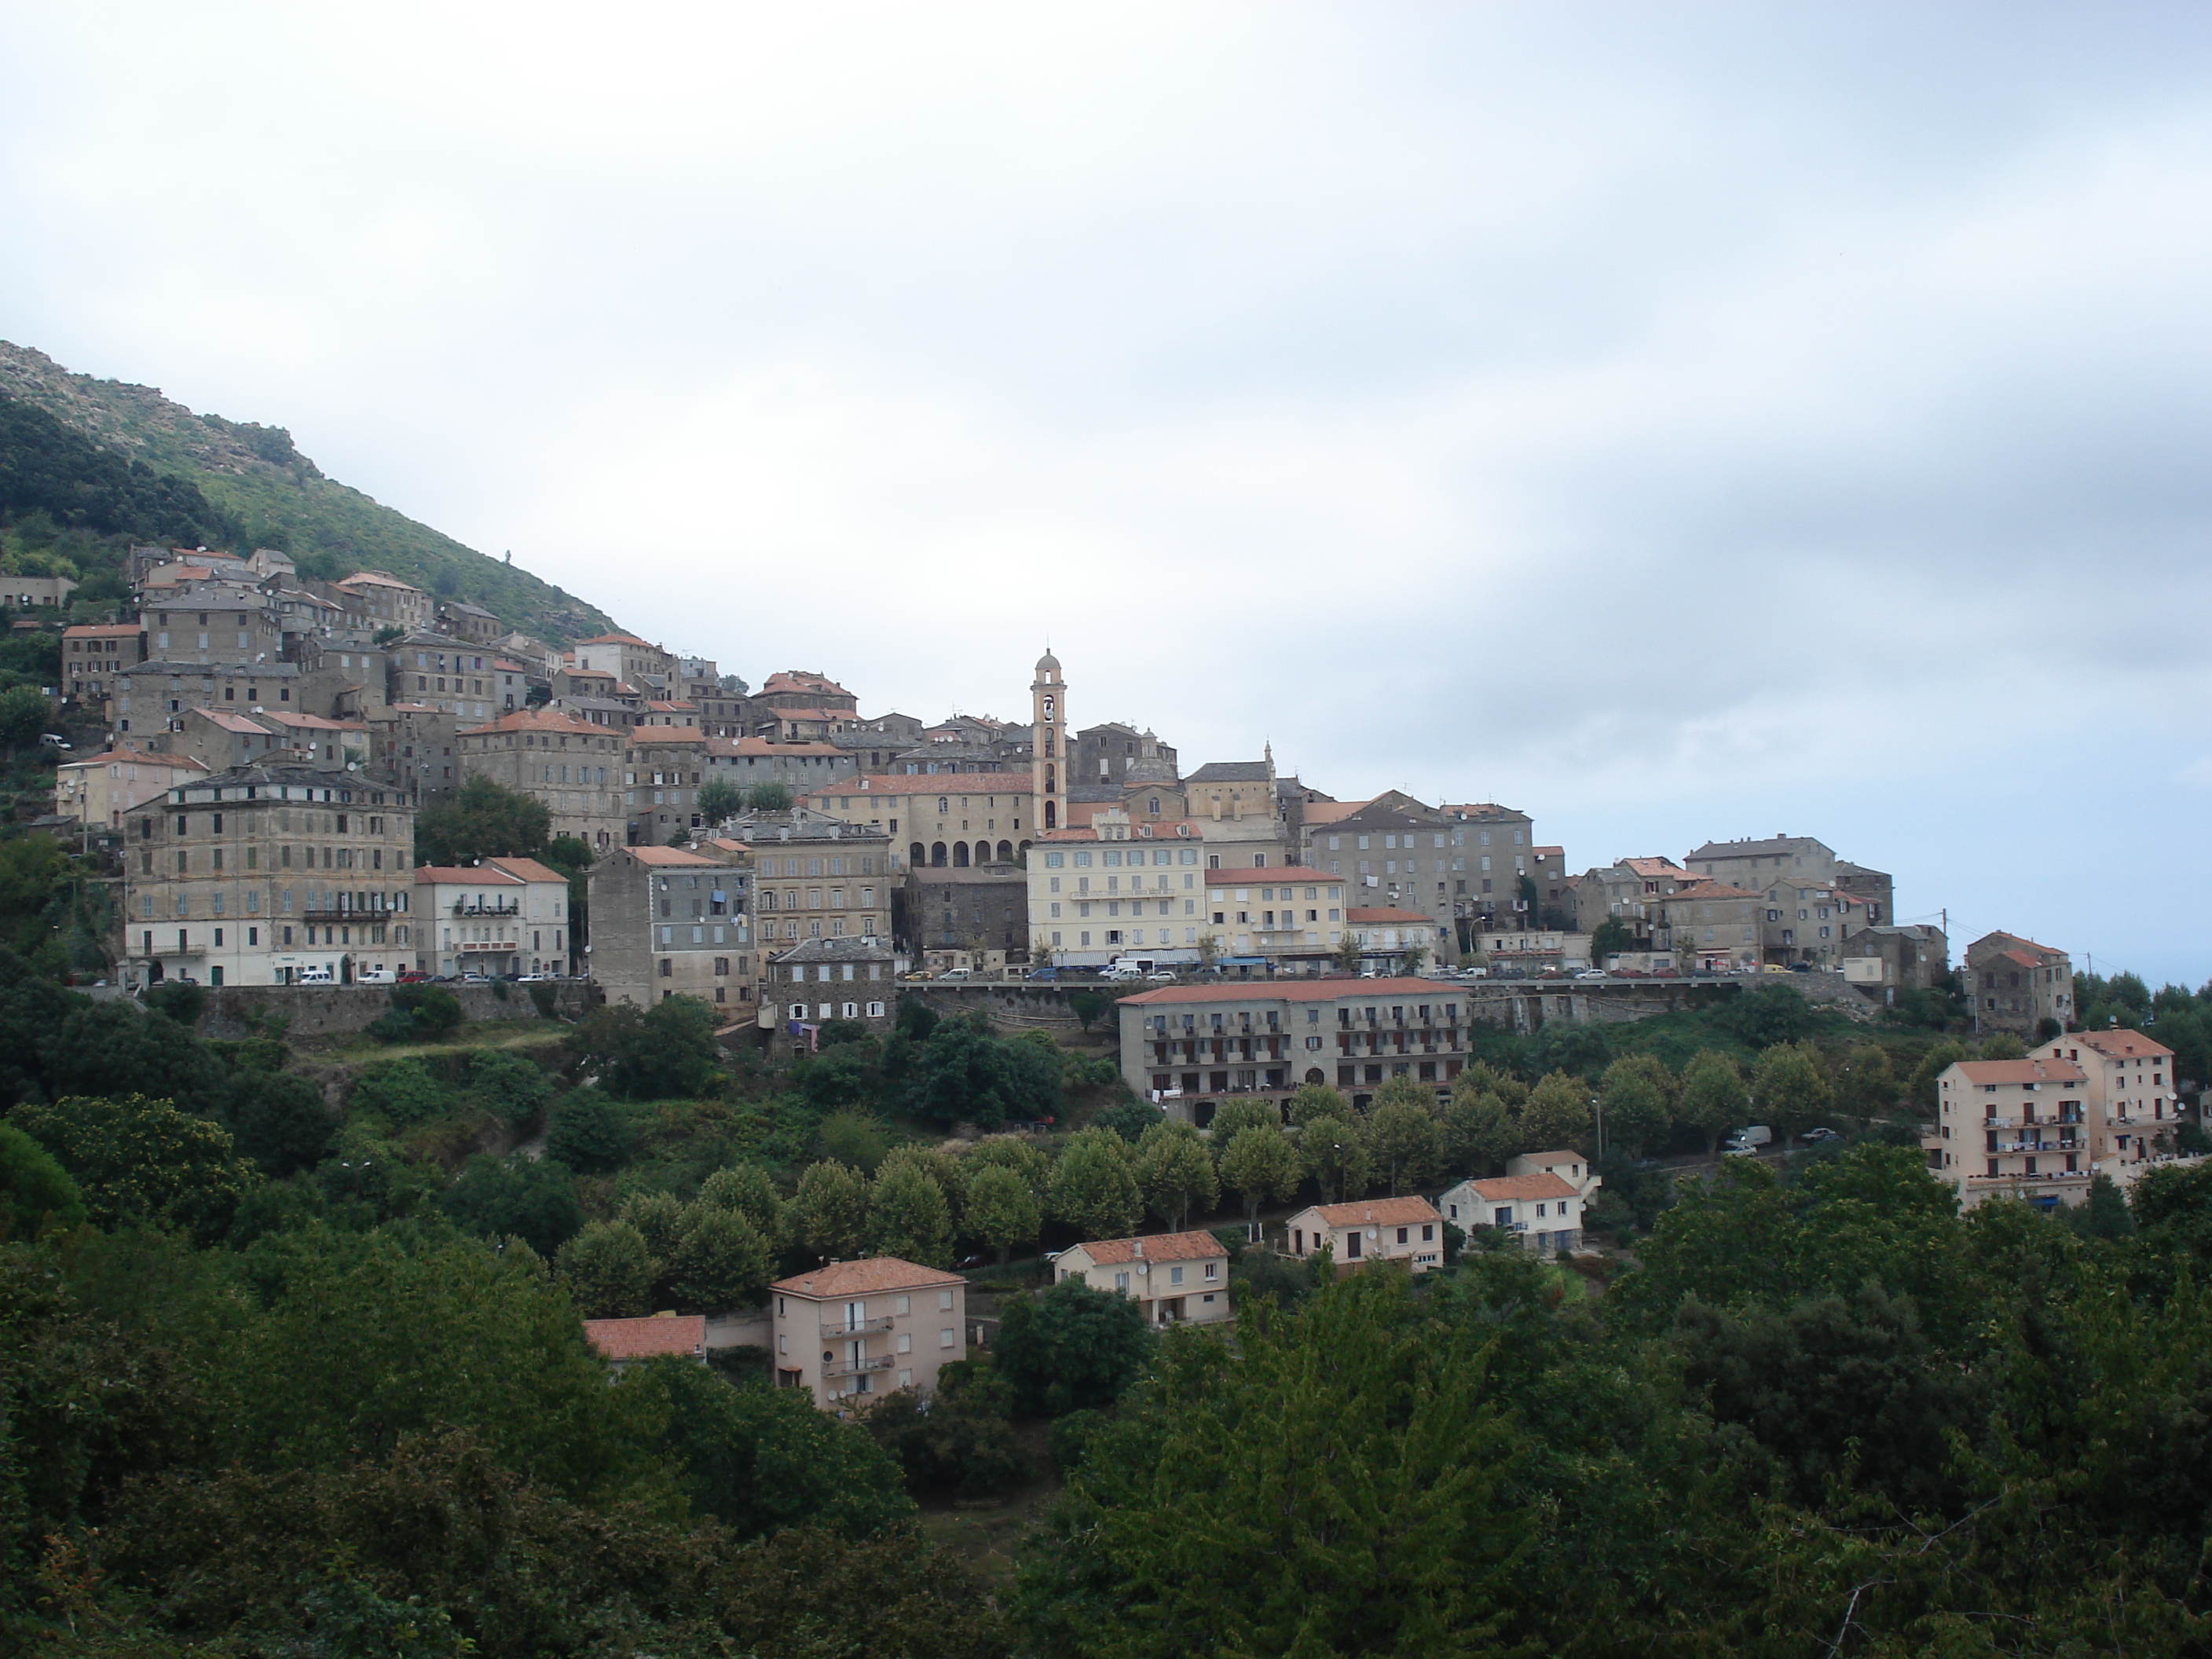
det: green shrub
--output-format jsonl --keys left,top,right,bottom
{"left": 145, "top": 981, "right": 207, "bottom": 1026}
{"left": 544, "top": 1088, "right": 634, "bottom": 1174}
{"left": 348, "top": 1059, "right": 458, "bottom": 1126}
{"left": 467, "top": 1049, "right": 554, "bottom": 1126}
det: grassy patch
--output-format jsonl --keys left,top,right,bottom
{"left": 307, "top": 1019, "right": 573, "bottom": 1068}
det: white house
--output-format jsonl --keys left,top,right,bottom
{"left": 1435, "top": 1172, "right": 1587, "bottom": 1252}
{"left": 413, "top": 856, "right": 571, "bottom": 979}
{"left": 1507, "top": 1149, "right": 1601, "bottom": 1200}
{"left": 1053, "top": 1230, "right": 1232, "bottom": 1326}
{"left": 1281, "top": 1196, "right": 1445, "bottom": 1273}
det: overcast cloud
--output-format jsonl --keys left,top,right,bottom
{"left": 3, "top": 3, "right": 2209, "bottom": 980}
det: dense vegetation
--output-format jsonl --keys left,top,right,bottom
{"left": 1, "top": 339, "right": 616, "bottom": 643}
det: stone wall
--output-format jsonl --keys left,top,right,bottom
{"left": 190, "top": 979, "right": 599, "bottom": 1040}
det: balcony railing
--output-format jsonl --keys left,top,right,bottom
{"left": 822, "top": 1354, "right": 897, "bottom": 1379}
{"left": 819, "top": 1316, "right": 896, "bottom": 1338}
{"left": 456, "top": 940, "right": 518, "bottom": 954}
{"left": 452, "top": 901, "right": 519, "bottom": 917}
{"left": 1964, "top": 1169, "right": 2092, "bottom": 1185}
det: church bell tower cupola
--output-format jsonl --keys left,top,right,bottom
{"left": 1031, "top": 650, "right": 1066, "bottom": 833}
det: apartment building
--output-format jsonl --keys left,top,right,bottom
{"left": 716, "top": 808, "right": 892, "bottom": 951}
{"left": 1684, "top": 835, "right": 1894, "bottom": 924}
{"left": 414, "top": 857, "right": 572, "bottom": 979}
{"left": 456, "top": 709, "right": 628, "bottom": 850}
{"left": 61, "top": 624, "right": 146, "bottom": 703}
{"left": 119, "top": 763, "right": 417, "bottom": 987}
{"left": 1282, "top": 1196, "right": 1445, "bottom": 1274}
{"left": 1965, "top": 932, "right": 2075, "bottom": 1037}
{"left": 1573, "top": 859, "right": 1697, "bottom": 943}
{"left": 1301, "top": 791, "right": 1511, "bottom": 963}
{"left": 140, "top": 595, "right": 282, "bottom": 666}
{"left": 1116, "top": 976, "right": 1470, "bottom": 1122}
{"left": 1031, "top": 818, "right": 1210, "bottom": 967}
{"left": 331, "top": 571, "right": 432, "bottom": 633}
{"left": 1649, "top": 880, "right": 1764, "bottom": 970}
{"left": 385, "top": 636, "right": 507, "bottom": 724}
{"left": 770, "top": 1258, "right": 967, "bottom": 1409}
{"left": 804, "top": 771, "right": 1032, "bottom": 873}
{"left": 1053, "top": 1230, "right": 1232, "bottom": 1326}
{"left": 53, "top": 747, "right": 206, "bottom": 831}
{"left": 2031, "top": 1029, "right": 2180, "bottom": 1167}
{"left": 1198, "top": 865, "right": 1349, "bottom": 972}
{"left": 111, "top": 661, "right": 302, "bottom": 735}
{"left": 1756, "top": 878, "right": 1871, "bottom": 968}
{"left": 1928, "top": 1057, "right": 2096, "bottom": 1210}
{"left": 588, "top": 843, "right": 753, "bottom": 1009}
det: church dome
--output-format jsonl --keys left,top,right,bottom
{"left": 1035, "top": 649, "right": 1061, "bottom": 676}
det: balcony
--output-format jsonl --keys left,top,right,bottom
{"left": 452, "top": 901, "right": 519, "bottom": 917}
{"left": 822, "top": 1353, "right": 897, "bottom": 1379}
{"left": 456, "top": 940, "right": 519, "bottom": 954}
{"left": 303, "top": 907, "right": 399, "bottom": 925}
{"left": 819, "top": 1316, "right": 896, "bottom": 1338}
{"left": 1964, "top": 1169, "right": 2091, "bottom": 1187}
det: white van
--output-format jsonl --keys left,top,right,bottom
{"left": 357, "top": 968, "right": 397, "bottom": 986}
{"left": 295, "top": 966, "right": 335, "bottom": 985}
{"left": 1720, "top": 1125, "right": 1773, "bottom": 1155}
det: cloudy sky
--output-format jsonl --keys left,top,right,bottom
{"left": 3, "top": 3, "right": 2209, "bottom": 982}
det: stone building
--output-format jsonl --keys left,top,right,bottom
{"left": 456, "top": 709, "right": 628, "bottom": 850}
{"left": 588, "top": 843, "right": 753, "bottom": 1009}
{"left": 366, "top": 704, "right": 460, "bottom": 801}
{"left": 716, "top": 808, "right": 894, "bottom": 956}
{"left": 572, "top": 632, "right": 678, "bottom": 687}
{"left": 1964, "top": 932, "right": 2075, "bottom": 1037}
{"left": 895, "top": 862, "right": 1030, "bottom": 962}
{"left": 1298, "top": 792, "right": 1483, "bottom": 962}
{"left": 61, "top": 624, "right": 146, "bottom": 705}
{"left": 764, "top": 936, "right": 904, "bottom": 1045}
{"left": 1683, "top": 835, "right": 1893, "bottom": 925}
{"left": 383, "top": 636, "right": 507, "bottom": 726}
{"left": 1073, "top": 722, "right": 1179, "bottom": 790}
{"left": 110, "top": 661, "right": 302, "bottom": 738}
{"left": 120, "top": 763, "right": 417, "bottom": 987}
{"left": 331, "top": 571, "right": 432, "bottom": 634}
{"left": 1840, "top": 924, "right": 1949, "bottom": 996}
{"left": 2, "top": 573, "right": 78, "bottom": 609}
{"left": 803, "top": 771, "right": 1033, "bottom": 873}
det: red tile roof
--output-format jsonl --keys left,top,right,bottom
{"left": 336, "top": 570, "right": 423, "bottom": 591}
{"left": 769, "top": 1258, "right": 965, "bottom": 1298}
{"left": 460, "top": 709, "right": 604, "bottom": 737}
{"left": 761, "top": 671, "right": 852, "bottom": 698}
{"left": 1465, "top": 1174, "right": 1578, "bottom": 1202}
{"left": 577, "top": 632, "right": 655, "bottom": 647}
{"left": 62, "top": 748, "right": 206, "bottom": 770}
{"left": 1297, "top": 1197, "right": 1444, "bottom": 1228}
{"left": 485, "top": 856, "right": 569, "bottom": 884}
{"left": 584, "top": 1315, "right": 706, "bottom": 1361}
{"left": 1951, "top": 1059, "right": 2088, "bottom": 1086}
{"left": 624, "top": 846, "right": 723, "bottom": 867}
{"left": 2064, "top": 1031, "right": 2174, "bottom": 1060}
{"left": 415, "top": 863, "right": 524, "bottom": 885}
{"left": 1064, "top": 1230, "right": 1227, "bottom": 1266}
{"left": 1118, "top": 976, "right": 1463, "bottom": 1005}
{"left": 64, "top": 624, "right": 144, "bottom": 639}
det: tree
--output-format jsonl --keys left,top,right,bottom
{"left": 791, "top": 1160, "right": 870, "bottom": 1260}
{"left": 1400, "top": 943, "right": 1429, "bottom": 976}
{"left": 1596, "top": 1054, "right": 1673, "bottom": 1156}
{"left": 543, "top": 1088, "right": 634, "bottom": 1174}
{"left": 698, "top": 1163, "right": 788, "bottom": 1247}
{"left": 994, "top": 1278, "right": 1155, "bottom": 1416}
{"left": 965, "top": 1163, "right": 1043, "bottom": 1263}
{"left": 667, "top": 1204, "right": 773, "bottom": 1309}
{"left": 464, "top": 1047, "right": 553, "bottom": 1125}
{"left": 618, "top": 1189, "right": 688, "bottom": 1259}
{"left": 1206, "top": 1097, "right": 1281, "bottom": 1144}
{"left": 1047, "top": 1127, "right": 1143, "bottom": 1240}
{"left": 0, "top": 684, "right": 48, "bottom": 751}
{"left": 438, "top": 1152, "right": 582, "bottom": 1258}
{"left": 1287, "top": 1080, "right": 1352, "bottom": 1128}
{"left": 863, "top": 1379, "right": 1031, "bottom": 1500}
{"left": 0, "top": 1119, "right": 86, "bottom": 1238}
{"left": 1367, "top": 1097, "right": 1441, "bottom": 1195}
{"left": 745, "top": 782, "right": 794, "bottom": 811}
{"left": 1834, "top": 1042, "right": 1899, "bottom": 1122}
{"left": 11, "top": 1092, "right": 257, "bottom": 1242}
{"left": 573, "top": 997, "right": 723, "bottom": 1100}
{"left": 1590, "top": 917, "right": 1634, "bottom": 965}
{"left": 695, "top": 777, "right": 744, "bottom": 823}
{"left": 347, "top": 1057, "right": 456, "bottom": 1125}
{"left": 1132, "top": 1121, "right": 1218, "bottom": 1231}
{"left": 1298, "top": 1112, "right": 1372, "bottom": 1203}
{"left": 1751, "top": 1039, "right": 1834, "bottom": 1141}
{"left": 414, "top": 775, "right": 551, "bottom": 866}
{"left": 555, "top": 1218, "right": 661, "bottom": 1317}
{"left": 1218, "top": 1123, "right": 1302, "bottom": 1235}
{"left": 905, "top": 1014, "right": 1058, "bottom": 1129}
{"left": 1978, "top": 1032, "right": 2027, "bottom": 1061}
{"left": 866, "top": 1160, "right": 954, "bottom": 1268}
{"left": 1331, "top": 929, "right": 1361, "bottom": 973}
{"left": 214, "top": 1068, "right": 338, "bottom": 1177}
{"left": 1677, "top": 1048, "right": 1749, "bottom": 1152}
{"left": 1440, "top": 1088, "right": 1517, "bottom": 1177}
{"left": 1518, "top": 1071, "right": 1593, "bottom": 1152}
{"left": 962, "top": 1134, "right": 1051, "bottom": 1203}
{"left": 1066, "top": 989, "right": 1110, "bottom": 1031}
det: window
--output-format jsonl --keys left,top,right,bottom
{"left": 939, "top": 1328, "right": 956, "bottom": 1349}
{"left": 938, "top": 1288, "right": 955, "bottom": 1310}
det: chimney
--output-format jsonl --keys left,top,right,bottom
{"left": 1131, "top": 1238, "right": 1143, "bottom": 1257}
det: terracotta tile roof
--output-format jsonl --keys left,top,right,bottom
{"left": 415, "top": 863, "right": 525, "bottom": 884}
{"left": 485, "top": 856, "right": 570, "bottom": 884}
{"left": 64, "top": 624, "right": 144, "bottom": 639}
{"left": 62, "top": 748, "right": 206, "bottom": 770}
{"left": 259, "top": 711, "right": 367, "bottom": 732}
{"left": 732, "top": 738, "right": 844, "bottom": 756}
{"left": 1118, "top": 976, "right": 1463, "bottom": 1005}
{"left": 577, "top": 632, "right": 655, "bottom": 647}
{"left": 1299, "top": 800, "right": 1374, "bottom": 825}
{"left": 1347, "top": 906, "right": 1434, "bottom": 925}
{"left": 812, "top": 770, "right": 1019, "bottom": 796}
{"left": 1997, "top": 950, "right": 2045, "bottom": 969}
{"left": 1533, "top": 845, "right": 1562, "bottom": 856}
{"left": 1298, "top": 1196, "right": 1444, "bottom": 1228}
{"left": 1207, "top": 866, "right": 1338, "bottom": 885}
{"left": 1065, "top": 1229, "right": 1229, "bottom": 1266}
{"left": 761, "top": 671, "right": 853, "bottom": 698}
{"left": 1950, "top": 1059, "right": 2088, "bottom": 1086}
{"left": 1514, "top": 1149, "right": 1584, "bottom": 1167}
{"left": 460, "top": 709, "right": 604, "bottom": 737}
{"left": 2066, "top": 1031, "right": 2174, "bottom": 1060}
{"left": 769, "top": 1258, "right": 965, "bottom": 1298}
{"left": 624, "top": 845, "right": 723, "bottom": 867}
{"left": 1972, "top": 930, "right": 2067, "bottom": 959}
{"left": 1467, "top": 1174, "right": 1579, "bottom": 1202}
{"left": 196, "top": 709, "right": 273, "bottom": 734}
{"left": 335, "top": 570, "right": 423, "bottom": 591}
{"left": 1672, "top": 881, "right": 1761, "bottom": 900}
{"left": 584, "top": 1315, "right": 706, "bottom": 1361}
{"left": 1622, "top": 858, "right": 1691, "bottom": 878}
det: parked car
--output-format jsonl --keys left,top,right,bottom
{"left": 356, "top": 969, "right": 397, "bottom": 985}
{"left": 939, "top": 968, "right": 972, "bottom": 980}
{"left": 397, "top": 970, "right": 431, "bottom": 983}
{"left": 1025, "top": 965, "right": 1064, "bottom": 981}
{"left": 1720, "top": 1125, "right": 1774, "bottom": 1154}
{"left": 1145, "top": 971, "right": 1177, "bottom": 982}
{"left": 295, "top": 966, "right": 335, "bottom": 984}
{"left": 517, "top": 972, "right": 553, "bottom": 982}
{"left": 1789, "top": 961, "right": 1814, "bottom": 973}
{"left": 1574, "top": 969, "right": 1607, "bottom": 981}
{"left": 1800, "top": 1126, "right": 1844, "bottom": 1144}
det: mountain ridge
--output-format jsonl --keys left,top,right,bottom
{"left": 0, "top": 341, "right": 618, "bottom": 646}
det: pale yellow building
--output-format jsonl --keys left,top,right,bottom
{"left": 54, "top": 747, "right": 206, "bottom": 831}
{"left": 1053, "top": 1230, "right": 1232, "bottom": 1326}
{"left": 770, "top": 1258, "right": 968, "bottom": 1409}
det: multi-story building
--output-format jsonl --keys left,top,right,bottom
{"left": 2, "top": 573, "right": 78, "bottom": 610}
{"left": 331, "top": 571, "right": 433, "bottom": 634}
{"left": 438, "top": 601, "right": 504, "bottom": 643}
{"left": 1683, "top": 835, "right": 1892, "bottom": 924}
{"left": 456, "top": 709, "right": 628, "bottom": 851}
{"left": 1840, "top": 925, "right": 1950, "bottom": 997}
{"left": 1436, "top": 802, "right": 1542, "bottom": 932}
{"left": 1344, "top": 905, "right": 1445, "bottom": 971}
{"left": 770, "top": 1258, "right": 968, "bottom": 1409}
{"left": 895, "top": 862, "right": 1029, "bottom": 962}
{"left": 60, "top": 624, "right": 146, "bottom": 704}
{"left": 1649, "top": 880, "right": 1764, "bottom": 971}
{"left": 110, "top": 661, "right": 302, "bottom": 737}
{"left": 1116, "top": 976, "right": 1471, "bottom": 1123}
{"left": 806, "top": 771, "right": 1034, "bottom": 873}
{"left": 1573, "top": 858, "right": 1697, "bottom": 943}
{"left": 139, "top": 595, "right": 283, "bottom": 667}
{"left": 723, "top": 808, "right": 894, "bottom": 954}
{"left": 414, "top": 857, "right": 573, "bottom": 979}
{"left": 367, "top": 703, "right": 460, "bottom": 801}
{"left": 1052, "top": 1230, "right": 1232, "bottom": 1326}
{"left": 571, "top": 632, "right": 678, "bottom": 687}
{"left": 764, "top": 936, "right": 903, "bottom": 1045}
{"left": 384, "top": 636, "right": 507, "bottom": 725}
{"left": 630, "top": 731, "right": 857, "bottom": 842}
{"left": 2031, "top": 1029, "right": 2180, "bottom": 1168}
{"left": 119, "top": 763, "right": 417, "bottom": 987}
{"left": 1072, "top": 722, "right": 1179, "bottom": 790}
{"left": 1965, "top": 932, "right": 2075, "bottom": 1037}
{"left": 588, "top": 843, "right": 753, "bottom": 1009}
{"left": 1202, "top": 865, "right": 1350, "bottom": 972}
{"left": 1928, "top": 1056, "right": 2096, "bottom": 1210}
{"left": 1474, "top": 928, "right": 1589, "bottom": 972}
{"left": 1281, "top": 1196, "right": 1445, "bottom": 1274}
{"left": 1302, "top": 792, "right": 1518, "bottom": 963}
{"left": 148, "top": 708, "right": 300, "bottom": 775}
{"left": 1755, "top": 877, "right": 1872, "bottom": 968}
{"left": 53, "top": 747, "right": 206, "bottom": 831}
{"left": 1031, "top": 817, "right": 1210, "bottom": 967}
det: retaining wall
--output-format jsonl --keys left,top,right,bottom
{"left": 189, "top": 980, "right": 599, "bottom": 1041}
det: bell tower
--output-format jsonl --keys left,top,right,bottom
{"left": 1031, "top": 650, "right": 1066, "bottom": 833}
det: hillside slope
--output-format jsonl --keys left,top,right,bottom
{"left": 0, "top": 342, "right": 616, "bottom": 645}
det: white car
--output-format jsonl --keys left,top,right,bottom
{"left": 1574, "top": 969, "right": 1607, "bottom": 980}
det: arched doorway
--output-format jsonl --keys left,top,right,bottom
{"left": 954, "top": 842, "right": 970, "bottom": 868}
{"left": 930, "top": 842, "right": 948, "bottom": 867}
{"left": 996, "top": 840, "right": 1013, "bottom": 863}
{"left": 910, "top": 842, "right": 925, "bottom": 868}
{"left": 1305, "top": 1068, "right": 1325, "bottom": 1085}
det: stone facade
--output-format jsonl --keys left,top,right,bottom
{"left": 456, "top": 709, "right": 628, "bottom": 850}
{"left": 895, "top": 862, "right": 1030, "bottom": 960}
{"left": 1963, "top": 932, "right": 2075, "bottom": 1036}
{"left": 588, "top": 843, "right": 754, "bottom": 1010}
